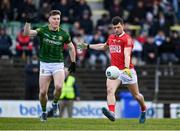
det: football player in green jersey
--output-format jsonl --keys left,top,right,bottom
{"left": 23, "top": 10, "right": 76, "bottom": 121}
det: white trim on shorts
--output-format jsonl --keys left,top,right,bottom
{"left": 117, "top": 68, "right": 137, "bottom": 84}
{"left": 39, "top": 61, "right": 64, "bottom": 76}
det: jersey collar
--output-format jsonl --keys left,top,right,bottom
{"left": 48, "top": 24, "right": 60, "bottom": 32}
{"left": 117, "top": 31, "right": 125, "bottom": 37}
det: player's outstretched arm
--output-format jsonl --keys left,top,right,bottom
{"left": 23, "top": 15, "right": 37, "bottom": 37}
{"left": 78, "top": 42, "right": 108, "bottom": 51}
{"left": 23, "top": 22, "right": 37, "bottom": 37}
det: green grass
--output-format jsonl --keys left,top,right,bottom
{"left": 0, "top": 118, "right": 180, "bottom": 130}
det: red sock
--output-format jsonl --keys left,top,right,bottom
{"left": 108, "top": 105, "right": 115, "bottom": 113}
{"left": 141, "top": 105, "right": 147, "bottom": 112}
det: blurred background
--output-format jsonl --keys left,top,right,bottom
{"left": 0, "top": 0, "right": 180, "bottom": 119}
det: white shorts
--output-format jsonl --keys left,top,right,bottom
{"left": 40, "top": 61, "right": 64, "bottom": 76}
{"left": 118, "top": 68, "right": 137, "bottom": 84}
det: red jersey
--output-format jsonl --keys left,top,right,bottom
{"left": 107, "top": 32, "right": 134, "bottom": 70}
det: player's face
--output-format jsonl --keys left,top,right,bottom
{"left": 112, "top": 23, "right": 124, "bottom": 36}
{"left": 49, "top": 15, "right": 60, "bottom": 29}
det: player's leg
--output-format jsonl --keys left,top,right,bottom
{"left": 39, "top": 62, "right": 53, "bottom": 121}
{"left": 107, "top": 79, "right": 121, "bottom": 110}
{"left": 52, "top": 69, "right": 65, "bottom": 116}
{"left": 121, "top": 68, "right": 146, "bottom": 123}
{"left": 102, "top": 79, "right": 121, "bottom": 121}
{"left": 39, "top": 75, "right": 52, "bottom": 121}
{"left": 127, "top": 83, "right": 147, "bottom": 123}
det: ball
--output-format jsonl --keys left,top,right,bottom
{"left": 105, "top": 66, "right": 120, "bottom": 80}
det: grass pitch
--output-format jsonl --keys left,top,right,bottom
{"left": 0, "top": 118, "right": 180, "bottom": 130}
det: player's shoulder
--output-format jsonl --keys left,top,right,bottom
{"left": 42, "top": 25, "right": 48, "bottom": 28}
{"left": 108, "top": 34, "right": 115, "bottom": 39}
{"left": 60, "top": 27, "right": 70, "bottom": 36}
{"left": 123, "top": 33, "right": 134, "bottom": 45}
{"left": 38, "top": 25, "right": 48, "bottom": 29}
{"left": 36, "top": 25, "right": 48, "bottom": 32}
{"left": 123, "top": 33, "right": 132, "bottom": 39}
{"left": 120, "top": 33, "right": 132, "bottom": 42}
{"left": 59, "top": 27, "right": 68, "bottom": 33}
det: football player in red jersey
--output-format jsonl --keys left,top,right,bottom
{"left": 79, "top": 16, "right": 146, "bottom": 123}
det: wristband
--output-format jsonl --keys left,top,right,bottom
{"left": 87, "top": 44, "right": 90, "bottom": 49}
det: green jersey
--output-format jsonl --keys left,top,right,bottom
{"left": 36, "top": 25, "right": 71, "bottom": 62}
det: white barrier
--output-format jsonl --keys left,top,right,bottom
{"left": 0, "top": 100, "right": 164, "bottom": 118}
{"left": 145, "top": 102, "right": 163, "bottom": 118}
{"left": 0, "top": 100, "right": 120, "bottom": 118}
{"left": 170, "top": 104, "right": 180, "bottom": 118}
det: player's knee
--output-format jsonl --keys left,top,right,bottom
{"left": 39, "top": 90, "right": 47, "bottom": 97}
{"left": 54, "top": 84, "right": 62, "bottom": 91}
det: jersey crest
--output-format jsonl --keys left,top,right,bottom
{"left": 59, "top": 36, "right": 63, "bottom": 41}
{"left": 111, "top": 39, "right": 121, "bottom": 44}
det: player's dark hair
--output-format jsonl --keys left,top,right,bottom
{"left": 49, "top": 10, "right": 61, "bottom": 17}
{"left": 111, "top": 16, "right": 124, "bottom": 25}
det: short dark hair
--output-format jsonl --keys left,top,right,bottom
{"left": 49, "top": 10, "right": 61, "bottom": 17}
{"left": 111, "top": 16, "right": 124, "bottom": 25}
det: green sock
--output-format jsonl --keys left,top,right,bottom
{"left": 53, "top": 98, "right": 59, "bottom": 104}
{"left": 41, "top": 105, "right": 46, "bottom": 112}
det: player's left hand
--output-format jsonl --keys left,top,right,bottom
{"left": 123, "top": 67, "right": 132, "bottom": 78}
{"left": 25, "top": 14, "right": 32, "bottom": 23}
{"left": 68, "top": 62, "right": 76, "bottom": 73}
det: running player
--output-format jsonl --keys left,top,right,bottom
{"left": 78, "top": 16, "right": 147, "bottom": 123}
{"left": 23, "top": 10, "right": 76, "bottom": 121}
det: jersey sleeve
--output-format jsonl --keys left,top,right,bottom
{"left": 35, "top": 27, "right": 42, "bottom": 36}
{"left": 124, "top": 35, "right": 133, "bottom": 48}
{"left": 64, "top": 32, "right": 71, "bottom": 44}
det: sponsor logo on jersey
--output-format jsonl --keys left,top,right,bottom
{"left": 43, "top": 38, "right": 62, "bottom": 45}
{"left": 109, "top": 45, "right": 121, "bottom": 53}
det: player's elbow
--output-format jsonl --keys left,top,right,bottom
{"left": 103, "top": 44, "right": 108, "bottom": 51}
{"left": 68, "top": 45, "right": 75, "bottom": 52}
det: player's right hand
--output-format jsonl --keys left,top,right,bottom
{"left": 77, "top": 42, "right": 88, "bottom": 50}
{"left": 123, "top": 68, "right": 132, "bottom": 78}
{"left": 68, "top": 62, "right": 76, "bottom": 73}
